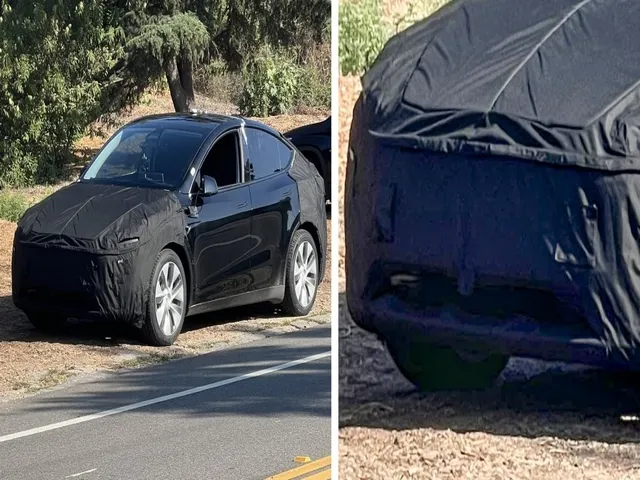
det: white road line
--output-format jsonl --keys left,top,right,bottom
{"left": 0, "top": 351, "right": 330, "bottom": 444}
{"left": 65, "top": 468, "right": 97, "bottom": 478}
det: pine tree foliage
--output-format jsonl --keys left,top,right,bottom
{"left": 0, "top": 0, "right": 122, "bottom": 186}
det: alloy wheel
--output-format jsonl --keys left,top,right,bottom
{"left": 154, "top": 261, "right": 185, "bottom": 336}
{"left": 294, "top": 240, "right": 317, "bottom": 308}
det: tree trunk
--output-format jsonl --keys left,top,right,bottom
{"left": 164, "top": 56, "right": 195, "bottom": 112}
{"left": 177, "top": 56, "right": 195, "bottom": 108}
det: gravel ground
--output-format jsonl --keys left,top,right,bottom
{"left": 338, "top": 2, "right": 640, "bottom": 477}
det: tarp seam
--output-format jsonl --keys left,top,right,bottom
{"left": 487, "top": 0, "right": 595, "bottom": 110}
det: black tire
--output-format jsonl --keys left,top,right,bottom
{"left": 25, "top": 312, "right": 67, "bottom": 333}
{"left": 281, "top": 229, "right": 319, "bottom": 316}
{"left": 141, "top": 249, "right": 187, "bottom": 346}
{"left": 385, "top": 335, "right": 508, "bottom": 391}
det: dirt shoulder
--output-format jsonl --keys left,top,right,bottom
{"left": 0, "top": 103, "right": 330, "bottom": 401}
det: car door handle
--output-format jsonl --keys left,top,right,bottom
{"left": 281, "top": 189, "right": 292, "bottom": 199}
{"left": 237, "top": 201, "right": 248, "bottom": 208}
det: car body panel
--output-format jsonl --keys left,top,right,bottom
{"left": 247, "top": 172, "right": 299, "bottom": 292}
{"left": 185, "top": 183, "right": 253, "bottom": 305}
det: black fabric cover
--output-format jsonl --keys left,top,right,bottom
{"left": 347, "top": 0, "right": 640, "bottom": 362}
{"left": 12, "top": 183, "right": 186, "bottom": 326}
{"left": 363, "top": 0, "right": 640, "bottom": 171}
{"left": 290, "top": 151, "right": 328, "bottom": 281}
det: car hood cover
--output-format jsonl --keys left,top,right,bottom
{"left": 16, "top": 182, "right": 184, "bottom": 254}
{"left": 362, "top": 0, "right": 640, "bottom": 171}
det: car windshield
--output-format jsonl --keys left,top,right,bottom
{"left": 81, "top": 125, "right": 208, "bottom": 188}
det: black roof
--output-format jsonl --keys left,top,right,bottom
{"left": 361, "top": 0, "right": 640, "bottom": 172}
{"left": 127, "top": 112, "right": 283, "bottom": 137}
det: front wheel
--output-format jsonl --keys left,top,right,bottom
{"left": 141, "top": 249, "right": 187, "bottom": 346}
{"left": 385, "top": 335, "right": 508, "bottom": 391}
{"left": 281, "top": 229, "right": 319, "bottom": 316}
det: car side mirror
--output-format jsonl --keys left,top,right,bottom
{"left": 78, "top": 164, "right": 88, "bottom": 179}
{"left": 202, "top": 175, "right": 218, "bottom": 196}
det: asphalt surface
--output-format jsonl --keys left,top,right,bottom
{"left": 0, "top": 326, "right": 331, "bottom": 480}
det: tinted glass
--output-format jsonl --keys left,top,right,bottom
{"left": 244, "top": 128, "right": 292, "bottom": 181}
{"left": 82, "top": 125, "right": 207, "bottom": 188}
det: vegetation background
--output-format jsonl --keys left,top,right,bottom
{"left": 0, "top": 0, "right": 330, "bottom": 217}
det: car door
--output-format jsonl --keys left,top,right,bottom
{"left": 186, "top": 129, "right": 253, "bottom": 306}
{"left": 242, "top": 127, "right": 298, "bottom": 292}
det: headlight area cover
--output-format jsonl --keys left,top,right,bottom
{"left": 12, "top": 184, "right": 187, "bottom": 326}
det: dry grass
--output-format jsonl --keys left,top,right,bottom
{"left": 338, "top": 1, "right": 640, "bottom": 478}
{"left": 0, "top": 93, "right": 330, "bottom": 399}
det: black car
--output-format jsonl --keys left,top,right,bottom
{"left": 346, "top": 0, "right": 640, "bottom": 390}
{"left": 285, "top": 117, "right": 331, "bottom": 201}
{"left": 12, "top": 113, "right": 327, "bottom": 346}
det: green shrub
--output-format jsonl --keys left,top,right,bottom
{"left": 0, "top": 191, "right": 29, "bottom": 222}
{"left": 0, "top": 1, "right": 121, "bottom": 187}
{"left": 296, "top": 64, "right": 331, "bottom": 110}
{"left": 339, "top": 0, "right": 390, "bottom": 76}
{"left": 239, "top": 47, "right": 300, "bottom": 117}
{"left": 339, "top": 0, "right": 452, "bottom": 76}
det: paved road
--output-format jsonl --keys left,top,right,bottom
{"left": 0, "top": 326, "right": 331, "bottom": 480}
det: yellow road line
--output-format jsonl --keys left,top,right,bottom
{"left": 302, "top": 468, "right": 331, "bottom": 480}
{"left": 266, "top": 456, "right": 331, "bottom": 480}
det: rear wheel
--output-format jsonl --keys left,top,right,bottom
{"left": 25, "top": 312, "right": 67, "bottom": 333}
{"left": 385, "top": 335, "right": 508, "bottom": 391}
{"left": 141, "top": 249, "right": 187, "bottom": 346}
{"left": 281, "top": 229, "right": 318, "bottom": 316}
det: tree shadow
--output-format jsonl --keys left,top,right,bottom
{"left": 33, "top": 147, "right": 97, "bottom": 186}
{"left": 1, "top": 327, "right": 330, "bottom": 420}
{"left": 339, "top": 292, "right": 640, "bottom": 445}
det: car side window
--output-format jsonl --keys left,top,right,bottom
{"left": 243, "top": 128, "right": 292, "bottom": 182}
{"left": 194, "top": 130, "right": 241, "bottom": 192}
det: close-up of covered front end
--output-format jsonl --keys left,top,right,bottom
{"left": 12, "top": 183, "right": 186, "bottom": 328}
{"left": 345, "top": 0, "right": 640, "bottom": 371}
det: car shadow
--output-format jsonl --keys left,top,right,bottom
{"left": 0, "top": 294, "right": 321, "bottom": 347}
{"left": 0, "top": 295, "right": 144, "bottom": 346}
{"left": 339, "top": 292, "right": 640, "bottom": 445}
